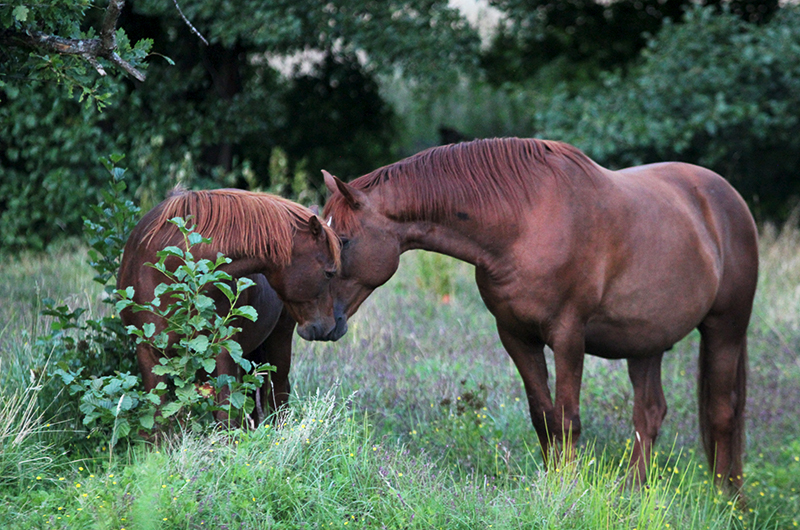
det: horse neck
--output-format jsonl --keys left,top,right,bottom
{"left": 374, "top": 186, "right": 519, "bottom": 267}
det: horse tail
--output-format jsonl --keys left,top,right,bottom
{"left": 697, "top": 332, "right": 747, "bottom": 480}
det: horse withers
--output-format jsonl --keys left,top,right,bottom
{"left": 118, "top": 187, "right": 345, "bottom": 424}
{"left": 321, "top": 137, "right": 758, "bottom": 491}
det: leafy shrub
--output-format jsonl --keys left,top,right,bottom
{"left": 41, "top": 155, "right": 140, "bottom": 385}
{"left": 538, "top": 4, "right": 800, "bottom": 219}
{"left": 43, "top": 158, "right": 269, "bottom": 451}
{"left": 115, "top": 217, "right": 270, "bottom": 430}
{"left": 55, "top": 217, "right": 270, "bottom": 447}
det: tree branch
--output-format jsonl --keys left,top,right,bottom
{"left": 0, "top": 0, "right": 146, "bottom": 82}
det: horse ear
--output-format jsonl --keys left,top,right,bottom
{"left": 322, "top": 169, "right": 363, "bottom": 209}
{"left": 307, "top": 215, "right": 324, "bottom": 240}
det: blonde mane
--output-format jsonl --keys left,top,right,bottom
{"left": 141, "top": 188, "right": 340, "bottom": 267}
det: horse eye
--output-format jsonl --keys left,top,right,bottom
{"left": 339, "top": 237, "right": 350, "bottom": 249}
{"left": 324, "top": 269, "right": 336, "bottom": 279}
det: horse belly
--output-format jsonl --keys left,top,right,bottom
{"left": 585, "top": 317, "right": 695, "bottom": 359}
{"left": 585, "top": 260, "right": 718, "bottom": 358}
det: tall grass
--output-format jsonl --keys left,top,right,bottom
{"left": 0, "top": 375, "right": 54, "bottom": 490}
{"left": 1, "top": 226, "right": 799, "bottom": 528}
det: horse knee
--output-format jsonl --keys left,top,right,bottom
{"left": 644, "top": 402, "right": 667, "bottom": 438}
{"left": 564, "top": 413, "right": 582, "bottom": 442}
{"left": 709, "top": 405, "right": 735, "bottom": 437}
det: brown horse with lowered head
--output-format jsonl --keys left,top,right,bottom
{"left": 118, "top": 187, "right": 345, "bottom": 422}
{"left": 322, "top": 137, "right": 758, "bottom": 489}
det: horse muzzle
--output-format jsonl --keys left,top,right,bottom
{"left": 296, "top": 314, "right": 348, "bottom": 342}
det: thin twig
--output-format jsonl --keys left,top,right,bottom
{"left": 173, "top": 0, "right": 209, "bottom": 46}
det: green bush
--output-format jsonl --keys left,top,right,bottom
{"left": 40, "top": 159, "right": 269, "bottom": 451}
{"left": 114, "top": 217, "right": 270, "bottom": 430}
{"left": 38, "top": 155, "right": 139, "bottom": 389}
{"left": 538, "top": 5, "right": 800, "bottom": 219}
{"left": 55, "top": 215, "right": 271, "bottom": 448}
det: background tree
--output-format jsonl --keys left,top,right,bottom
{"left": 481, "top": 0, "right": 779, "bottom": 86}
{"left": 0, "top": 0, "right": 149, "bottom": 105}
{"left": 0, "top": 0, "right": 480, "bottom": 250}
{"left": 0, "top": 0, "right": 152, "bottom": 249}
{"left": 2, "top": 0, "right": 800, "bottom": 250}
{"left": 536, "top": 5, "right": 800, "bottom": 220}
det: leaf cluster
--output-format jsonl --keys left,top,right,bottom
{"left": 0, "top": 1, "right": 151, "bottom": 108}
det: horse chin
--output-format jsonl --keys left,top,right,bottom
{"left": 328, "top": 317, "right": 348, "bottom": 341}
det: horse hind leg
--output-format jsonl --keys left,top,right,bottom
{"left": 626, "top": 353, "right": 668, "bottom": 484}
{"left": 697, "top": 316, "right": 748, "bottom": 490}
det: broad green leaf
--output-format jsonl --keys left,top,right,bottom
{"left": 161, "top": 401, "right": 182, "bottom": 418}
{"left": 156, "top": 246, "right": 184, "bottom": 259}
{"left": 243, "top": 396, "right": 255, "bottom": 414}
{"left": 187, "top": 231, "right": 204, "bottom": 246}
{"left": 228, "top": 391, "right": 246, "bottom": 410}
{"left": 216, "top": 282, "right": 235, "bottom": 302}
{"left": 140, "top": 413, "right": 155, "bottom": 430}
{"left": 113, "top": 418, "right": 131, "bottom": 440}
{"left": 187, "top": 335, "right": 209, "bottom": 353}
{"left": 194, "top": 294, "right": 216, "bottom": 313}
{"left": 12, "top": 5, "right": 29, "bottom": 22}
{"left": 237, "top": 277, "right": 256, "bottom": 291}
{"left": 176, "top": 384, "right": 198, "bottom": 402}
{"left": 202, "top": 357, "right": 217, "bottom": 373}
{"left": 232, "top": 306, "right": 258, "bottom": 322}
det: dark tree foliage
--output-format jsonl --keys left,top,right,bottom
{"left": 279, "top": 54, "right": 396, "bottom": 190}
{"left": 0, "top": 0, "right": 480, "bottom": 250}
{"left": 482, "top": 0, "right": 779, "bottom": 85}
{"left": 538, "top": 5, "right": 800, "bottom": 220}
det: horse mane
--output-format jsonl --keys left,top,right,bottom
{"left": 139, "top": 187, "right": 340, "bottom": 267}
{"left": 324, "top": 137, "right": 601, "bottom": 233}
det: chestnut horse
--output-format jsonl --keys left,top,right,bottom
{"left": 321, "top": 138, "right": 758, "bottom": 489}
{"left": 118, "top": 187, "right": 344, "bottom": 422}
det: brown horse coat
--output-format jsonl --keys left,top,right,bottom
{"left": 322, "top": 138, "right": 758, "bottom": 488}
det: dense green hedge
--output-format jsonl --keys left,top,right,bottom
{"left": 538, "top": 5, "right": 800, "bottom": 219}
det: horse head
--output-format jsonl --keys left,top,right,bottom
{"left": 320, "top": 170, "right": 402, "bottom": 327}
{"left": 266, "top": 214, "right": 347, "bottom": 342}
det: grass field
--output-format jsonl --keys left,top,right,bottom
{"left": 1, "top": 225, "right": 799, "bottom": 529}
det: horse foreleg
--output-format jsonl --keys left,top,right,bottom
{"left": 626, "top": 353, "right": 668, "bottom": 484}
{"left": 550, "top": 320, "right": 586, "bottom": 460}
{"left": 497, "top": 326, "right": 556, "bottom": 460}
{"left": 214, "top": 350, "right": 239, "bottom": 425}
{"left": 255, "top": 309, "right": 296, "bottom": 423}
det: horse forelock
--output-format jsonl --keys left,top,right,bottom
{"left": 323, "top": 138, "right": 600, "bottom": 229}
{"left": 143, "top": 189, "right": 340, "bottom": 268}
